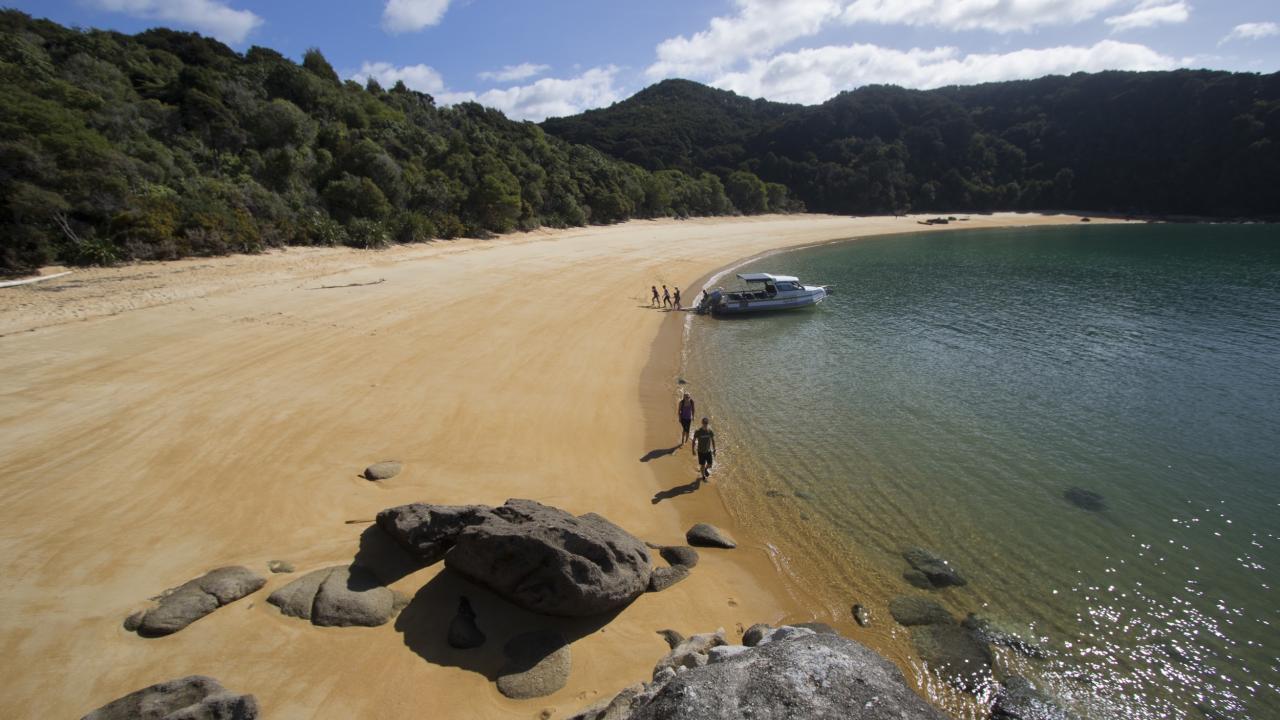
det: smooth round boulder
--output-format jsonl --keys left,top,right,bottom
{"left": 658, "top": 545, "right": 699, "bottom": 568}
{"left": 496, "top": 631, "right": 572, "bottom": 699}
{"left": 130, "top": 566, "right": 265, "bottom": 637}
{"left": 267, "top": 565, "right": 399, "bottom": 627}
{"left": 648, "top": 565, "right": 690, "bottom": 592}
{"left": 685, "top": 523, "right": 736, "bottom": 549}
{"left": 364, "top": 461, "right": 403, "bottom": 480}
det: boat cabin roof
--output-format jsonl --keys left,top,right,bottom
{"left": 737, "top": 272, "right": 800, "bottom": 284}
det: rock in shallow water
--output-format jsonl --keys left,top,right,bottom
{"left": 902, "top": 547, "right": 966, "bottom": 589}
{"left": 81, "top": 675, "right": 258, "bottom": 720}
{"left": 129, "top": 566, "right": 265, "bottom": 637}
{"left": 909, "top": 623, "right": 994, "bottom": 693}
{"left": 1063, "top": 487, "right": 1106, "bottom": 512}
{"left": 991, "top": 675, "right": 1079, "bottom": 720}
{"left": 497, "top": 631, "right": 572, "bottom": 699}
{"left": 685, "top": 523, "right": 736, "bottom": 549}
{"left": 889, "top": 596, "right": 954, "bottom": 627}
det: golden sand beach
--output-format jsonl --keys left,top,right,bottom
{"left": 0, "top": 213, "right": 1112, "bottom": 719}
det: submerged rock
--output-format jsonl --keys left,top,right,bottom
{"left": 1063, "top": 487, "right": 1106, "bottom": 512}
{"left": 363, "top": 460, "right": 403, "bottom": 480}
{"left": 81, "top": 675, "right": 257, "bottom": 720}
{"left": 992, "top": 675, "right": 1079, "bottom": 720}
{"left": 267, "top": 565, "right": 400, "bottom": 627}
{"left": 128, "top": 566, "right": 265, "bottom": 637}
{"left": 902, "top": 548, "right": 966, "bottom": 589}
{"left": 962, "top": 614, "right": 1048, "bottom": 659}
{"left": 852, "top": 603, "right": 870, "bottom": 627}
{"left": 685, "top": 523, "right": 736, "bottom": 549}
{"left": 496, "top": 630, "right": 572, "bottom": 699}
{"left": 909, "top": 623, "right": 994, "bottom": 693}
{"left": 889, "top": 596, "right": 954, "bottom": 626}
{"left": 447, "top": 596, "right": 486, "bottom": 649}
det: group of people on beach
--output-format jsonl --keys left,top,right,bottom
{"left": 650, "top": 284, "right": 682, "bottom": 310}
{"left": 677, "top": 392, "right": 716, "bottom": 481}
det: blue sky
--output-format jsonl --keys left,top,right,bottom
{"left": 8, "top": 1, "right": 1279, "bottom": 120}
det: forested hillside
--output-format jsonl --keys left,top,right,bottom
{"left": 544, "top": 72, "right": 1280, "bottom": 218}
{"left": 0, "top": 11, "right": 762, "bottom": 273}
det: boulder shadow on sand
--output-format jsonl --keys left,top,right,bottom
{"left": 393, "top": 567, "right": 621, "bottom": 682}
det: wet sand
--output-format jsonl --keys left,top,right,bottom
{"left": 0, "top": 213, "right": 1112, "bottom": 718}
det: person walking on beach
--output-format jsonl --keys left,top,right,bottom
{"left": 692, "top": 417, "right": 716, "bottom": 481}
{"left": 651, "top": 285, "right": 660, "bottom": 306}
{"left": 673, "top": 287, "right": 682, "bottom": 310}
{"left": 677, "top": 393, "right": 695, "bottom": 445}
{"left": 662, "top": 285, "right": 672, "bottom": 307}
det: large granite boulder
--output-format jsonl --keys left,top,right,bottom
{"left": 126, "top": 567, "right": 265, "bottom": 637}
{"left": 267, "top": 565, "right": 402, "bottom": 627}
{"left": 380, "top": 499, "right": 652, "bottom": 617}
{"left": 81, "top": 675, "right": 257, "bottom": 720}
{"left": 377, "top": 503, "right": 490, "bottom": 565}
{"left": 364, "top": 461, "right": 403, "bottom": 480}
{"left": 685, "top": 523, "right": 736, "bottom": 549}
{"left": 902, "top": 548, "right": 966, "bottom": 589}
{"left": 571, "top": 627, "right": 946, "bottom": 720}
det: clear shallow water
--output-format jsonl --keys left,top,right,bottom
{"left": 684, "top": 224, "right": 1280, "bottom": 719}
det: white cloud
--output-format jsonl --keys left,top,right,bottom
{"left": 87, "top": 0, "right": 262, "bottom": 43}
{"left": 1219, "top": 21, "right": 1279, "bottom": 45}
{"left": 348, "top": 63, "right": 620, "bottom": 121}
{"left": 440, "top": 66, "right": 622, "bottom": 122}
{"left": 713, "top": 40, "right": 1176, "bottom": 104}
{"left": 1105, "top": 1, "right": 1190, "bottom": 33}
{"left": 479, "top": 63, "right": 551, "bottom": 83}
{"left": 382, "top": 0, "right": 452, "bottom": 33}
{"left": 841, "top": 0, "right": 1127, "bottom": 33}
{"left": 351, "top": 61, "right": 445, "bottom": 93}
{"left": 647, "top": 0, "right": 845, "bottom": 78}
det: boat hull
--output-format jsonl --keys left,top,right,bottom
{"left": 709, "top": 289, "right": 827, "bottom": 316}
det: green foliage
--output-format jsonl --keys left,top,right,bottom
{"left": 546, "top": 74, "right": 1280, "bottom": 218}
{"left": 726, "top": 171, "right": 768, "bottom": 214}
{"left": 0, "top": 10, "right": 737, "bottom": 273}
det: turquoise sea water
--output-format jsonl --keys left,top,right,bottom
{"left": 683, "top": 224, "right": 1280, "bottom": 719}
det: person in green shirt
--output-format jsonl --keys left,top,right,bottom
{"left": 692, "top": 417, "right": 716, "bottom": 481}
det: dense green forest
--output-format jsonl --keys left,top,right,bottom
{"left": 0, "top": 11, "right": 766, "bottom": 272}
{"left": 544, "top": 73, "right": 1280, "bottom": 218}
{"left": 3, "top": 11, "right": 1276, "bottom": 273}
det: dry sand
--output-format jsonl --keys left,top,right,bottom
{"left": 0, "top": 212, "right": 1113, "bottom": 719}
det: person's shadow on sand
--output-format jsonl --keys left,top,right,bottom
{"left": 652, "top": 478, "right": 702, "bottom": 504}
{"left": 639, "top": 445, "right": 682, "bottom": 462}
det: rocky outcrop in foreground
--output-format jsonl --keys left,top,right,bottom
{"left": 571, "top": 625, "right": 947, "bottom": 720}
{"left": 267, "top": 565, "right": 405, "bottom": 627}
{"left": 378, "top": 499, "right": 652, "bottom": 617}
{"left": 81, "top": 675, "right": 257, "bottom": 720}
{"left": 125, "top": 566, "right": 265, "bottom": 637}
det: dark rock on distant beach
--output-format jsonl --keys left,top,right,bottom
{"left": 447, "top": 499, "right": 652, "bottom": 617}
{"left": 992, "top": 675, "right": 1078, "bottom": 720}
{"left": 902, "top": 548, "right": 966, "bottom": 588}
{"left": 658, "top": 545, "right": 699, "bottom": 568}
{"left": 363, "top": 460, "right": 403, "bottom": 480}
{"left": 81, "top": 675, "right": 258, "bottom": 720}
{"left": 685, "top": 523, "right": 736, "bottom": 549}
{"left": 573, "top": 629, "right": 947, "bottom": 720}
{"left": 909, "top": 623, "right": 994, "bottom": 693}
{"left": 852, "top": 604, "right": 870, "bottom": 627}
{"left": 377, "top": 503, "right": 490, "bottom": 565}
{"left": 267, "top": 559, "right": 294, "bottom": 574}
{"left": 648, "top": 565, "right": 690, "bottom": 592}
{"left": 447, "top": 596, "right": 486, "bottom": 649}
{"left": 962, "top": 614, "right": 1048, "bottom": 659}
{"left": 889, "top": 596, "right": 954, "bottom": 626}
{"left": 130, "top": 566, "right": 265, "bottom": 637}
{"left": 1064, "top": 487, "right": 1106, "bottom": 511}
{"left": 496, "top": 630, "right": 572, "bottom": 699}
{"left": 267, "top": 565, "right": 400, "bottom": 627}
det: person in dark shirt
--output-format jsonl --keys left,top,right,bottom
{"left": 677, "top": 393, "right": 695, "bottom": 445}
{"left": 651, "top": 285, "right": 660, "bottom": 306}
{"left": 662, "top": 285, "right": 672, "bottom": 307}
{"left": 692, "top": 417, "right": 716, "bottom": 481}
{"left": 673, "top": 287, "right": 682, "bottom": 310}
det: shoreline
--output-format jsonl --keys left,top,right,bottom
{"left": 0, "top": 212, "right": 1122, "bottom": 719}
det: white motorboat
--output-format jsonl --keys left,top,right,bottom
{"left": 696, "top": 273, "right": 830, "bottom": 316}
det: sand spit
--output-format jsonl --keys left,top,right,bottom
{"left": 0, "top": 213, "right": 1118, "bottom": 718}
